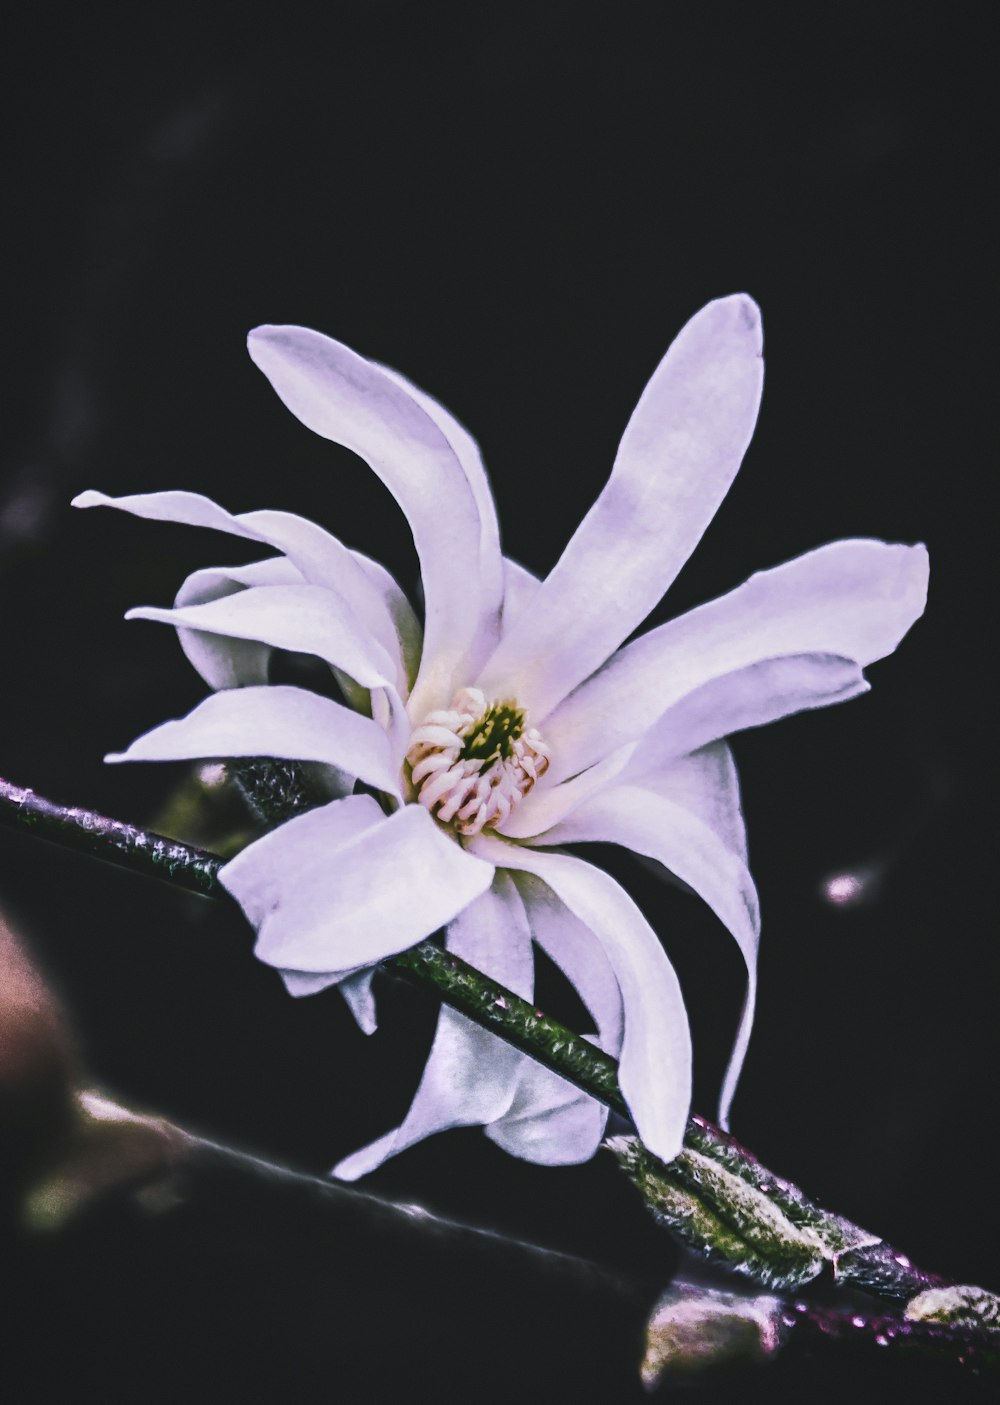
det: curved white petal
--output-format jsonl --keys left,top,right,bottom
{"left": 127, "top": 584, "right": 397, "bottom": 692}
{"left": 174, "top": 556, "right": 304, "bottom": 689}
{"left": 247, "top": 325, "right": 503, "bottom": 713}
{"left": 518, "top": 874, "right": 624, "bottom": 1051}
{"left": 539, "top": 778, "right": 758, "bottom": 1130}
{"left": 629, "top": 742, "right": 749, "bottom": 860}
{"left": 476, "top": 296, "right": 764, "bottom": 719}
{"left": 485, "top": 1054, "right": 610, "bottom": 1165}
{"left": 377, "top": 362, "right": 505, "bottom": 678}
{"left": 351, "top": 548, "right": 422, "bottom": 692}
{"left": 485, "top": 875, "right": 624, "bottom": 1166}
{"left": 472, "top": 838, "right": 691, "bottom": 1165}
{"left": 237, "top": 509, "right": 415, "bottom": 692}
{"left": 499, "top": 743, "right": 636, "bottom": 840}
{"left": 624, "top": 653, "right": 869, "bottom": 766}
{"left": 73, "top": 487, "right": 262, "bottom": 538}
{"left": 500, "top": 557, "right": 540, "bottom": 639}
{"left": 221, "top": 797, "right": 495, "bottom": 976}
{"left": 276, "top": 966, "right": 379, "bottom": 1035}
{"left": 544, "top": 538, "right": 929, "bottom": 782}
{"left": 332, "top": 874, "right": 532, "bottom": 1179}
{"left": 337, "top": 969, "right": 378, "bottom": 1034}
{"left": 106, "top": 685, "right": 401, "bottom": 798}
{"left": 74, "top": 489, "right": 415, "bottom": 696}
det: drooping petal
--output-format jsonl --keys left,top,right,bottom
{"left": 472, "top": 838, "right": 691, "bottom": 1165}
{"left": 237, "top": 509, "right": 416, "bottom": 691}
{"left": 539, "top": 775, "right": 759, "bottom": 1129}
{"left": 475, "top": 296, "right": 764, "bottom": 720}
{"left": 247, "top": 325, "right": 504, "bottom": 714}
{"left": 73, "top": 487, "right": 262, "bottom": 538}
{"left": 332, "top": 874, "right": 532, "bottom": 1179}
{"left": 518, "top": 874, "right": 624, "bottom": 1051}
{"left": 485, "top": 875, "right": 624, "bottom": 1165}
{"left": 337, "top": 969, "right": 379, "bottom": 1035}
{"left": 174, "top": 556, "right": 304, "bottom": 689}
{"left": 74, "top": 489, "right": 416, "bottom": 696}
{"left": 220, "top": 797, "right": 494, "bottom": 976}
{"left": 628, "top": 742, "right": 749, "bottom": 861}
{"left": 485, "top": 1055, "right": 611, "bottom": 1165}
{"left": 544, "top": 538, "right": 929, "bottom": 782}
{"left": 106, "top": 685, "right": 401, "bottom": 798}
{"left": 126, "top": 584, "right": 397, "bottom": 692}
{"left": 376, "top": 361, "right": 505, "bottom": 678}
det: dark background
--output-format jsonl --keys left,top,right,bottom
{"left": 1, "top": 3, "right": 995, "bottom": 1397}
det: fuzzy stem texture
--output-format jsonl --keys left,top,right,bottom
{"left": 2, "top": 769, "right": 998, "bottom": 1330}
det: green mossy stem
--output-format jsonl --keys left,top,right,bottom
{"left": 1, "top": 768, "right": 994, "bottom": 1318}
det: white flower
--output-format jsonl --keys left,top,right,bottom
{"left": 73, "top": 296, "right": 928, "bottom": 1175}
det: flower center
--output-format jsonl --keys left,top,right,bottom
{"left": 406, "top": 686, "right": 550, "bottom": 836}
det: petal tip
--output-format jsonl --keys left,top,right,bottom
{"left": 71, "top": 489, "right": 106, "bottom": 509}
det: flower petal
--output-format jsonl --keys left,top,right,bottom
{"left": 332, "top": 874, "right": 532, "bottom": 1179}
{"left": 238, "top": 509, "right": 417, "bottom": 692}
{"left": 220, "top": 797, "right": 495, "bottom": 975}
{"left": 626, "top": 653, "right": 869, "bottom": 767}
{"left": 73, "top": 487, "right": 261, "bottom": 537}
{"left": 499, "top": 743, "right": 637, "bottom": 840}
{"left": 376, "top": 361, "right": 505, "bottom": 678}
{"left": 517, "top": 874, "right": 624, "bottom": 1050}
{"left": 247, "top": 325, "right": 504, "bottom": 713}
{"left": 544, "top": 538, "right": 929, "bottom": 782}
{"left": 127, "top": 583, "right": 397, "bottom": 691}
{"left": 501, "top": 557, "right": 540, "bottom": 639}
{"left": 471, "top": 839, "right": 691, "bottom": 1165}
{"left": 106, "top": 684, "right": 401, "bottom": 798}
{"left": 631, "top": 742, "right": 749, "bottom": 860}
{"left": 475, "top": 296, "right": 764, "bottom": 719}
{"left": 485, "top": 875, "right": 623, "bottom": 1166}
{"left": 485, "top": 1056, "right": 610, "bottom": 1165}
{"left": 539, "top": 773, "right": 758, "bottom": 1129}
{"left": 174, "top": 556, "right": 304, "bottom": 689}
{"left": 74, "top": 489, "right": 415, "bottom": 695}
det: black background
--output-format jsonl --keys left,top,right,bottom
{"left": 1, "top": 4, "right": 995, "bottom": 1398}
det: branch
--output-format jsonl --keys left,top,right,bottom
{"left": 3, "top": 771, "right": 998, "bottom": 1333}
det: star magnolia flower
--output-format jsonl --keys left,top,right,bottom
{"left": 73, "top": 296, "right": 928, "bottom": 1176}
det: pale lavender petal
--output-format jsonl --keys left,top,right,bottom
{"left": 376, "top": 362, "right": 505, "bottom": 678}
{"left": 631, "top": 742, "right": 749, "bottom": 860}
{"left": 221, "top": 797, "right": 494, "bottom": 975}
{"left": 75, "top": 489, "right": 416, "bottom": 695}
{"left": 485, "top": 875, "right": 623, "bottom": 1165}
{"left": 247, "top": 325, "right": 503, "bottom": 714}
{"left": 237, "top": 509, "right": 415, "bottom": 692}
{"left": 539, "top": 777, "right": 758, "bottom": 1129}
{"left": 127, "top": 583, "right": 397, "bottom": 691}
{"left": 332, "top": 874, "right": 531, "bottom": 1179}
{"left": 472, "top": 838, "right": 691, "bottom": 1164}
{"left": 625, "top": 653, "right": 869, "bottom": 766}
{"left": 499, "top": 743, "right": 636, "bottom": 840}
{"left": 337, "top": 969, "right": 378, "bottom": 1034}
{"left": 276, "top": 961, "right": 377, "bottom": 1031}
{"left": 544, "top": 539, "right": 929, "bottom": 782}
{"left": 72, "top": 487, "right": 261, "bottom": 537}
{"left": 174, "top": 556, "right": 304, "bottom": 689}
{"left": 518, "top": 874, "right": 624, "bottom": 1050}
{"left": 500, "top": 557, "right": 540, "bottom": 639}
{"left": 476, "top": 296, "right": 763, "bottom": 719}
{"left": 486, "top": 1055, "right": 610, "bottom": 1165}
{"left": 106, "top": 685, "right": 401, "bottom": 798}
